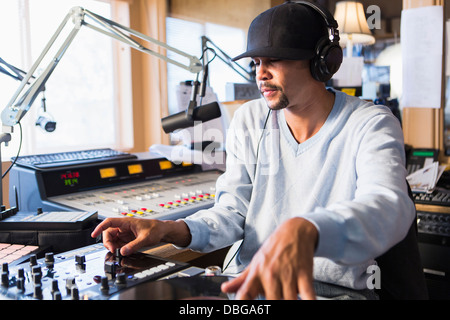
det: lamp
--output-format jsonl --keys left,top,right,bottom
{"left": 334, "top": 1, "right": 375, "bottom": 57}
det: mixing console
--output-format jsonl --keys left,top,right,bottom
{"left": 0, "top": 243, "right": 198, "bottom": 300}
{"left": 9, "top": 152, "right": 222, "bottom": 221}
{"left": 48, "top": 170, "right": 221, "bottom": 220}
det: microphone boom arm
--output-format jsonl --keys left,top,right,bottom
{"left": 1, "top": 6, "right": 203, "bottom": 132}
{"left": 201, "top": 36, "right": 255, "bottom": 82}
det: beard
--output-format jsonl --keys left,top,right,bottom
{"left": 259, "top": 82, "right": 289, "bottom": 110}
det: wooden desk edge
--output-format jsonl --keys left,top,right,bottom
{"left": 141, "top": 243, "right": 205, "bottom": 262}
{"left": 416, "top": 203, "right": 450, "bottom": 214}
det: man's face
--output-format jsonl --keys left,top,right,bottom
{"left": 252, "top": 57, "right": 311, "bottom": 110}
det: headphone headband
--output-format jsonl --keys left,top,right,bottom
{"left": 291, "top": 1, "right": 338, "bottom": 29}
{"left": 291, "top": 1, "right": 340, "bottom": 42}
{"left": 289, "top": 1, "right": 343, "bottom": 82}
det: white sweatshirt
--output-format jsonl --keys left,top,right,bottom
{"left": 183, "top": 90, "right": 416, "bottom": 289}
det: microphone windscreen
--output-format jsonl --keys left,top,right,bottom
{"left": 161, "top": 102, "right": 221, "bottom": 133}
{"left": 193, "top": 101, "right": 221, "bottom": 122}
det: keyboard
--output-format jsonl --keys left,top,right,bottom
{"left": 12, "top": 148, "right": 137, "bottom": 169}
{"left": 413, "top": 190, "right": 450, "bottom": 207}
{"left": 0, "top": 243, "right": 45, "bottom": 266}
{"left": 0, "top": 210, "right": 98, "bottom": 231}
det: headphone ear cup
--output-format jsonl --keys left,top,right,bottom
{"left": 310, "top": 37, "right": 343, "bottom": 82}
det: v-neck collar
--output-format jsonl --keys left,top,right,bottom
{"left": 277, "top": 90, "right": 343, "bottom": 156}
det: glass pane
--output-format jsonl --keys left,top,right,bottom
{"left": 0, "top": 1, "right": 24, "bottom": 160}
{"left": 1, "top": 0, "right": 118, "bottom": 160}
{"left": 166, "top": 17, "right": 204, "bottom": 115}
{"left": 165, "top": 17, "right": 248, "bottom": 114}
{"left": 27, "top": 0, "right": 116, "bottom": 154}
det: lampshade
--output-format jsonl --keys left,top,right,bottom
{"left": 334, "top": 1, "right": 375, "bottom": 48}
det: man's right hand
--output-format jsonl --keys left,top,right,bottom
{"left": 91, "top": 217, "right": 191, "bottom": 256}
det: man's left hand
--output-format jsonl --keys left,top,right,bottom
{"left": 221, "top": 217, "right": 318, "bottom": 300}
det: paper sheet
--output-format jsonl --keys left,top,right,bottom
{"left": 401, "top": 6, "right": 443, "bottom": 108}
{"left": 407, "top": 161, "right": 446, "bottom": 193}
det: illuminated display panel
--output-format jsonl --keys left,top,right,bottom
{"left": 159, "top": 160, "right": 173, "bottom": 170}
{"left": 60, "top": 171, "right": 80, "bottom": 186}
{"left": 128, "top": 164, "right": 143, "bottom": 175}
{"left": 99, "top": 167, "right": 117, "bottom": 179}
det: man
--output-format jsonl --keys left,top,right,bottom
{"left": 91, "top": 1, "right": 415, "bottom": 300}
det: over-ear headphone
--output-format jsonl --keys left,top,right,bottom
{"left": 292, "top": 1, "right": 343, "bottom": 82}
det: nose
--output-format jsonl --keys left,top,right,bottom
{"left": 256, "top": 61, "right": 272, "bottom": 81}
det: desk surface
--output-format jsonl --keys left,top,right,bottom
{"left": 142, "top": 243, "right": 204, "bottom": 262}
{"left": 416, "top": 203, "right": 450, "bottom": 214}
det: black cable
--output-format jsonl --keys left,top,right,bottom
{"left": 2, "top": 122, "right": 23, "bottom": 179}
{"left": 222, "top": 240, "right": 242, "bottom": 273}
{"left": 254, "top": 109, "right": 271, "bottom": 175}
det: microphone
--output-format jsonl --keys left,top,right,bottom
{"left": 36, "top": 113, "right": 56, "bottom": 132}
{"left": 35, "top": 92, "right": 56, "bottom": 132}
{"left": 161, "top": 101, "right": 221, "bottom": 133}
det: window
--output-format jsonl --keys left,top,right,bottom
{"left": 165, "top": 17, "right": 249, "bottom": 115}
{"left": 0, "top": 0, "right": 132, "bottom": 161}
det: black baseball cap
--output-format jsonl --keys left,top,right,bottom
{"left": 232, "top": 1, "right": 329, "bottom": 61}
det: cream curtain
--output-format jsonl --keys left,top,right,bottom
{"left": 113, "top": 0, "right": 170, "bottom": 152}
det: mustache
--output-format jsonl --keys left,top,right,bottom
{"left": 258, "top": 82, "right": 282, "bottom": 91}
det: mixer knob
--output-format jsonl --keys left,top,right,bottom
{"left": 66, "top": 277, "right": 76, "bottom": 294}
{"left": 71, "top": 287, "right": 80, "bottom": 300}
{"left": 29, "top": 254, "right": 37, "bottom": 267}
{"left": 53, "top": 291, "right": 62, "bottom": 300}
{"left": 115, "top": 248, "right": 123, "bottom": 263}
{"left": 205, "top": 265, "right": 222, "bottom": 276}
{"left": 1, "top": 262, "right": 8, "bottom": 274}
{"left": 16, "top": 278, "right": 25, "bottom": 292}
{"left": 33, "top": 284, "right": 43, "bottom": 300}
{"left": 51, "top": 279, "right": 59, "bottom": 293}
{"left": 115, "top": 273, "right": 127, "bottom": 286}
{"left": 33, "top": 273, "right": 42, "bottom": 285}
{"left": 75, "top": 254, "right": 86, "bottom": 265}
{"left": 100, "top": 276, "right": 109, "bottom": 292}
{"left": 17, "top": 268, "right": 24, "bottom": 278}
{"left": 105, "top": 261, "right": 116, "bottom": 274}
{"left": 45, "top": 252, "right": 55, "bottom": 267}
{"left": 32, "top": 265, "right": 41, "bottom": 275}
{"left": 1, "top": 272, "right": 9, "bottom": 288}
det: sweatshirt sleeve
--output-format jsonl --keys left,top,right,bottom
{"left": 182, "top": 102, "right": 263, "bottom": 252}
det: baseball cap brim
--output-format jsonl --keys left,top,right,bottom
{"left": 232, "top": 47, "right": 315, "bottom": 61}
